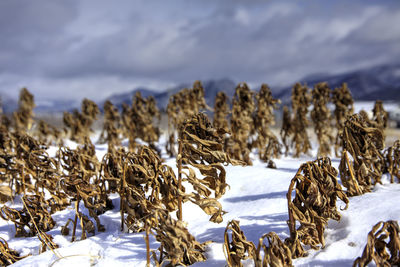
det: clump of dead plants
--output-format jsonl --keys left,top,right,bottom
{"left": 311, "top": 82, "right": 334, "bottom": 157}
{"left": 290, "top": 83, "right": 312, "bottom": 157}
{"left": 372, "top": 100, "right": 388, "bottom": 131}
{"left": 228, "top": 82, "right": 254, "bottom": 165}
{"left": 384, "top": 140, "right": 400, "bottom": 183}
{"left": 224, "top": 157, "right": 348, "bottom": 266}
{"left": 177, "top": 113, "right": 242, "bottom": 223}
{"left": 339, "top": 113, "right": 385, "bottom": 196}
{"left": 253, "top": 84, "right": 281, "bottom": 167}
{"left": 0, "top": 237, "right": 28, "bottom": 266}
{"left": 280, "top": 105, "right": 293, "bottom": 157}
{"left": 213, "top": 91, "right": 230, "bottom": 132}
{"left": 332, "top": 83, "right": 354, "bottom": 157}
{"left": 166, "top": 81, "right": 209, "bottom": 157}
{"left": 97, "top": 100, "right": 121, "bottom": 147}
{"left": 353, "top": 220, "right": 400, "bottom": 267}
{"left": 286, "top": 157, "right": 349, "bottom": 256}
{"left": 224, "top": 220, "right": 293, "bottom": 267}
{"left": 63, "top": 98, "right": 99, "bottom": 143}
{"left": 13, "top": 88, "right": 35, "bottom": 134}
{"left": 126, "top": 92, "right": 161, "bottom": 152}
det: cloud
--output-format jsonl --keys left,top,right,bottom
{"left": 0, "top": 0, "right": 399, "bottom": 102}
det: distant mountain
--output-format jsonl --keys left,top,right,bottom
{"left": 1, "top": 63, "right": 399, "bottom": 114}
{"left": 34, "top": 99, "right": 79, "bottom": 113}
{"left": 275, "top": 63, "right": 400, "bottom": 104}
{"left": 104, "top": 78, "right": 237, "bottom": 111}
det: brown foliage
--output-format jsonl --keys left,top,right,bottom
{"left": 228, "top": 82, "right": 254, "bottom": 165}
{"left": 0, "top": 237, "right": 28, "bottom": 266}
{"left": 385, "top": 140, "right": 400, "bottom": 183}
{"left": 311, "top": 82, "right": 334, "bottom": 157}
{"left": 353, "top": 220, "right": 400, "bottom": 267}
{"left": 286, "top": 158, "right": 348, "bottom": 256}
{"left": 166, "top": 81, "right": 210, "bottom": 157}
{"left": 339, "top": 113, "right": 385, "bottom": 196}
{"left": 290, "top": 83, "right": 312, "bottom": 157}
{"left": 332, "top": 83, "right": 354, "bottom": 157}
{"left": 13, "top": 88, "right": 35, "bottom": 133}
{"left": 63, "top": 98, "right": 99, "bottom": 143}
{"left": 254, "top": 84, "right": 281, "bottom": 166}
{"left": 178, "top": 113, "right": 242, "bottom": 223}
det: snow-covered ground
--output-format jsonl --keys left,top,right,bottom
{"left": 1, "top": 134, "right": 400, "bottom": 267}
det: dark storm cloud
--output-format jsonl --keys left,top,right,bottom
{"left": 0, "top": 0, "right": 399, "bottom": 102}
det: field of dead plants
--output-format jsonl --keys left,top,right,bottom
{"left": 0, "top": 82, "right": 399, "bottom": 266}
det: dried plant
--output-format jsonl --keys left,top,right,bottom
{"left": 98, "top": 100, "right": 121, "bottom": 147}
{"left": 280, "top": 106, "right": 293, "bottom": 157}
{"left": 154, "top": 212, "right": 208, "bottom": 266}
{"left": 290, "top": 83, "right": 312, "bottom": 157}
{"left": 213, "top": 91, "right": 230, "bottom": 131}
{"left": 224, "top": 220, "right": 256, "bottom": 267}
{"left": 63, "top": 99, "right": 99, "bottom": 143}
{"left": 353, "top": 220, "right": 400, "bottom": 267}
{"left": 332, "top": 83, "right": 354, "bottom": 157}
{"left": 339, "top": 113, "right": 385, "bottom": 196}
{"left": 178, "top": 113, "right": 242, "bottom": 223}
{"left": 166, "top": 81, "right": 209, "bottom": 157}
{"left": 228, "top": 82, "right": 254, "bottom": 165}
{"left": 0, "top": 237, "right": 28, "bottom": 266}
{"left": 58, "top": 138, "right": 109, "bottom": 241}
{"left": 33, "top": 120, "right": 62, "bottom": 146}
{"left": 224, "top": 220, "right": 293, "bottom": 267}
{"left": 286, "top": 157, "right": 348, "bottom": 257}
{"left": 384, "top": 140, "right": 400, "bottom": 183}
{"left": 311, "top": 82, "right": 334, "bottom": 157}
{"left": 372, "top": 100, "right": 388, "bottom": 130}
{"left": 0, "top": 194, "right": 55, "bottom": 237}
{"left": 255, "top": 232, "right": 293, "bottom": 267}
{"left": 253, "top": 84, "right": 281, "bottom": 166}
{"left": 128, "top": 92, "right": 160, "bottom": 151}
{"left": 13, "top": 88, "right": 35, "bottom": 134}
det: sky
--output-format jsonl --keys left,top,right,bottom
{"left": 0, "top": 0, "right": 399, "bottom": 102}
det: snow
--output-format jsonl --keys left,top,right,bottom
{"left": 2, "top": 135, "right": 400, "bottom": 267}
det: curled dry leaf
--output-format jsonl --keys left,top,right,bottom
{"left": 0, "top": 237, "right": 29, "bottom": 266}
{"left": 353, "top": 220, "right": 400, "bottom": 267}
{"left": 339, "top": 113, "right": 385, "bottom": 196}
{"left": 286, "top": 157, "right": 348, "bottom": 256}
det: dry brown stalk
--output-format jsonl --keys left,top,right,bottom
{"left": 372, "top": 100, "right": 389, "bottom": 130}
{"left": 224, "top": 220, "right": 256, "bottom": 267}
{"left": 32, "top": 120, "right": 62, "bottom": 146}
{"left": 353, "top": 220, "right": 400, "bottom": 267}
{"left": 290, "top": 83, "right": 312, "bottom": 157}
{"left": 0, "top": 237, "right": 29, "bottom": 266}
{"left": 63, "top": 98, "right": 99, "bottom": 143}
{"left": 253, "top": 84, "right": 281, "bottom": 166}
{"left": 213, "top": 91, "right": 230, "bottom": 131}
{"left": 384, "top": 140, "right": 400, "bottom": 183}
{"left": 332, "top": 83, "right": 354, "bottom": 157}
{"left": 228, "top": 82, "right": 254, "bottom": 165}
{"left": 154, "top": 212, "right": 208, "bottom": 266}
{"left": 178, "top": 113, "right": 242, "bottom": 223}
{"left": 255, "top": 232, "right": 293, "bottom": 267}
{"left": 339, "top": 113, "right": 385, "bottom": 196}
{"left": 286, "top": 157, "right": 349, "bottom": 257}
{"left": 13, "top": 88, "right": 35, "bottom": 134}
{"left": 280, "top": 106, "right": 293, "bottom": 157}
{"left": 224, "top": 220, "right": 293, "bottom": 267}
{"left": 98, "top": 100, "right": 121, "bottom": 148}
{"left": 128, "top": 92, "right": 160, "bottom": 152}
{"left": 311, "top": 82, "right": 334, "bottom": 157}
{"left": 0, "top": 194, "right": 56, "bottom": 237}
{"left": 166, "top": 81, "right": 210, "bottom": 157}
